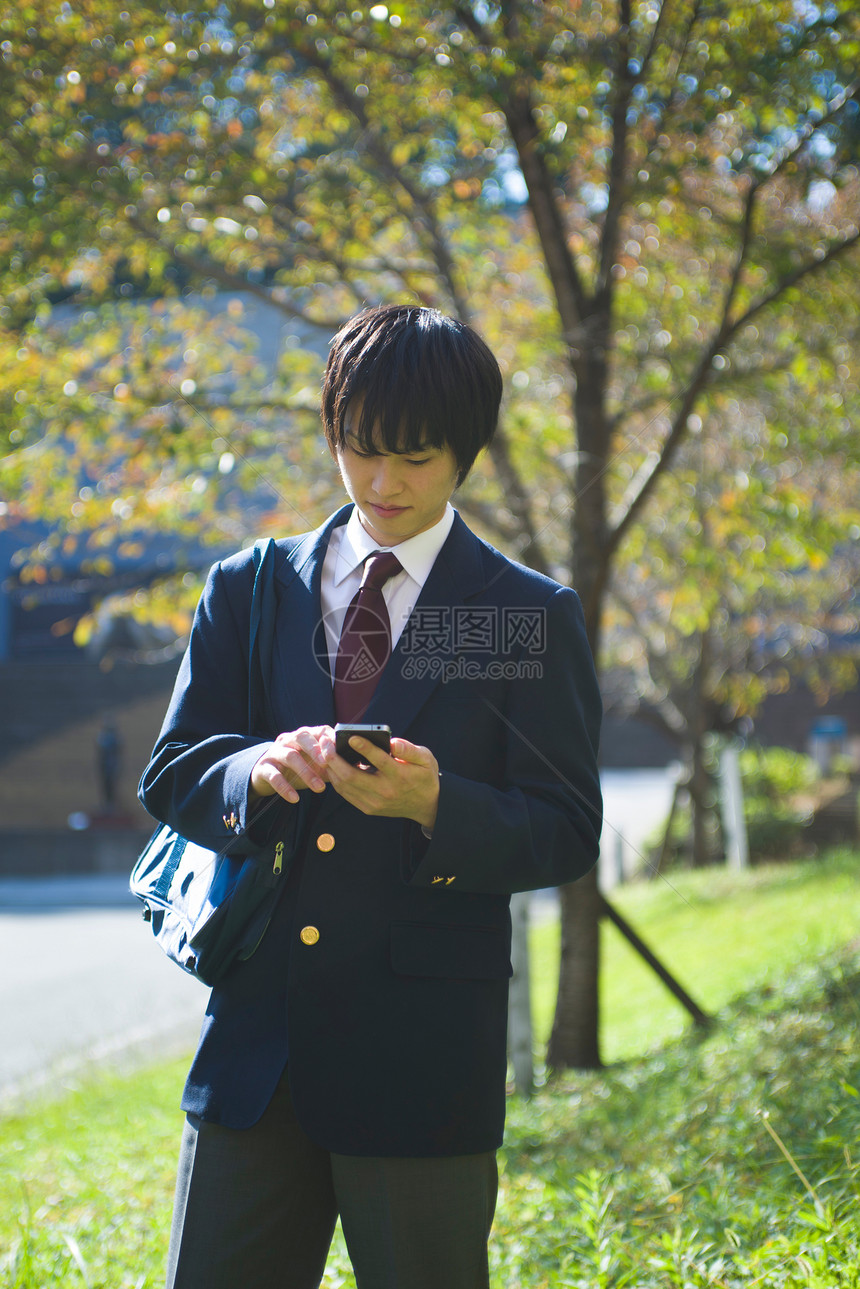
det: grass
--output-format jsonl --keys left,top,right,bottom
{"left": 530, "top": 846, "right": 860, "bottom": 1063}
{"left": 2, "top": 849, "right": 859, "bottom": 1286}
{"left": 496, "top": 945, "right": 860, "bottom": 1287}
{"left": 0, "top": 1061, "right": 181, "bottom": 1287}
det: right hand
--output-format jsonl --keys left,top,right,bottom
{"left": 250, "top": 725, "right": 334, "bottom": 804}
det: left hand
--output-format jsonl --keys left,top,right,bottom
{"left": 320, "top": 732, "right": 440, "bottom": 831}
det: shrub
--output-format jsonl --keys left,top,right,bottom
{"left": 739, "top": 744, "right": 819, "bottom": 860}
{"left": 738, "top": 744, "right": 820, "bottom": 799}
{"left": 645, "top": 744, "right": 822, "bottom": 867}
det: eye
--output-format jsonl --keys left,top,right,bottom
{"left": 405, "top": 456, "right": 431, "bottom": 467}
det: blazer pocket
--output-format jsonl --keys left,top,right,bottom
{"left": 390, "top": 921, "right": 513, "bottom": 981}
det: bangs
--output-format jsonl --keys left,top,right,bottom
{"left": 322, "top": 304, "right": 502, "bottom": 478}
{"left": 342, "top": 368, "right": 454, "bottom": 457}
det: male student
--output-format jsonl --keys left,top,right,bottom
{"left": 139, "top": 303, "right": 603, "bottom": 1289}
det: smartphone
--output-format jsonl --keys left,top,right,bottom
{"left": 334, "top": 723, "right": 392, "bottom": 769}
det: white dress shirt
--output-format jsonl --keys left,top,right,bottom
{"left": 320, "top": 503, "right": 456, "bottom": 678}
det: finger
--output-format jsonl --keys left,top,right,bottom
{"left": 328, "top": 767, "right": 387, "bottom": 813}
{"left": 274, "top": 727, "right": 326, "bottom": 756}
{"left": 320, "top": 742, "right": 360, "bottom": 784}
{"left": 320, "top": 747, "right": 351, "bottom": 782}
{"left": 347, "top": 736, "right": 392, "bottom": 772}
{"left": 272, "top": 772, "right": 301, "bottom": 804}
{"left": 389, "top": 737, "right": 433, "bottom": 767}
{"left": 254, "top": 763, "right": 300, "bottom": 805}
{"left": 325, "top": 760, "right": 371, "bottom": 804}
{"left": 280, "top": 746, "right": 327, "bottom": 792}
{"left": 292, "top": 730, "right": 329, "bottom": 772}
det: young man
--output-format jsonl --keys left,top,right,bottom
{"left": 139, "top": 304, "right": 602, "bottom": 1289}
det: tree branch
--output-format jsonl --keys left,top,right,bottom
{"left": 503, "top": 87, "right": 590, "bottom": 348}
{"left": 452, "top": 3, "right": 498, "bottom": 50}
{"left": 597, "top": 0, "right": 636, "bottom": 295}
{"left": 452, "top": 0, "right": 590, "bottom": 337}
{"left": 485, "top": 425, "right": 553, "bottom": 576}
{"left": 607, "top": 224, "right": 860, "bottom": 555}
{"left": 126, "top": 214, "right": 346, "bottom": 329}
{"left": 605, "top": 386, "right": 675, "bottom": 434}
{"left": 727, "top": 225, "right": 860, "bottom": 337}
{"left": 639, "top": 0, "right": 704, "bottom": 152}
{"left": 720, "top": 181, "right": 758, "bottom": 329}
{"left": 755, "top": 77, "right": 860, "bottom": 188}
{"left": 293, "top": 44, "right": 470, "bottom": 320}
{"left": 454, "top": 495, "right": 523, "bottom": 546}
{"left": 635, "top": 0, "right": 671, "bottom": 84}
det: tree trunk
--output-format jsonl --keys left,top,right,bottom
{"left": 546, "top": 355, "right": 610, "bottom": 1071}
{"left": 547, "top": 868, "right": 603, "bottom": 1070}
{"left": 689, "top": 737, "right": 712, "bottom": 868}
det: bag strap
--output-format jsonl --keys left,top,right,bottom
{"left": 247, "top": 537, "right": 277, "bottom": 737}
{"left": 151, "top": 834, "right": 188, "bottom": 901}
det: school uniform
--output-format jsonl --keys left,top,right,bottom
{"left": 140, "top": 503, "right": 602, "bottom": 1288}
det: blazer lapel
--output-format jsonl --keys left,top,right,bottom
{"left": 270, "top": 505, "right": 352, "bottom": 732}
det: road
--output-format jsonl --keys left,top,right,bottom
{"left": 0, "top": 874, "right": 207, "bottom": 1108}
{"left": 0, "top": 770, "right": 675, "bottom": 1106}
{"left": 599, "top": 767, "right": 679, "bottom": 887}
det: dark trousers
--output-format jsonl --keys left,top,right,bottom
{"left": 165, "top": 1074, "right": 498, "bottom": 1289}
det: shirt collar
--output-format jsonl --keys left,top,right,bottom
{"left": 332, "top": 504, "right": 456, "bottom": 588}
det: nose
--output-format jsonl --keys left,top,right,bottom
{"left": 372, "top": 456, "right": 404, "bottom": 498}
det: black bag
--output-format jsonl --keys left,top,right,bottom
{"left": 130, "top": 539, "right": 289, "bottom": 985}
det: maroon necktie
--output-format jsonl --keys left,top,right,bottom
{"left": 334, "top": 551, "right": 403, "bottom": 722}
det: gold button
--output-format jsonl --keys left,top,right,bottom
{"left": 300, "top": 925, "right": 320, "bottom": 946}
{"left": 316, "top": 833, "right": 335, "bottom": 852}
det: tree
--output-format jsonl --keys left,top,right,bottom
{"left": 2, "top": 0, "right": 860, "bottom": 1067}
{"left": 604, "top": 377, "right": 860, "bottom": 868}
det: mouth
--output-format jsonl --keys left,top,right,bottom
{"left": 369, "top": 503, "right": 408, "bottom": 517}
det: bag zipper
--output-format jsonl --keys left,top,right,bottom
{"left": 238, "top": 842, "right": 286, "bottom": 963}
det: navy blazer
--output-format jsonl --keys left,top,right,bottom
{"left": 139, "top": 505, "right": 602, "bottom": 1156}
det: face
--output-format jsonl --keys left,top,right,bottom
{"left": 335, "top": 426, "right": 461, "bottom": 546}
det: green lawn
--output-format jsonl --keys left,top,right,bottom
{"left": 530, "top": 846, "right": 860, "bottom": 1062}
{"left": 497, "top": 942, "right": 860, "bottom": 1287}
{"left": 2, "top": 848, "right": 859, "bottom": 1287}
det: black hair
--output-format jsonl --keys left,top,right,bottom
{"left": 321, "top": 304, "right": 502, "bottom": 484}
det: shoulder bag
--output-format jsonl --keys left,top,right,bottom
{"left": 130, "top": 538, "right": 289, "bottom": 986}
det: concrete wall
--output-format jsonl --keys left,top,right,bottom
{"left": 0, "top": 828, "right": 150, "bottom": 877}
